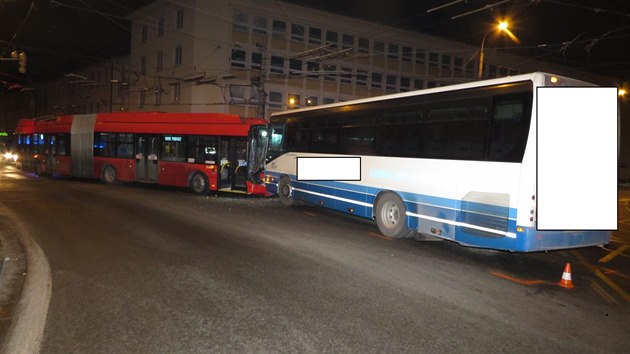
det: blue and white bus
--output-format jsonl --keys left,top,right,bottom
{"left": 264, "top": 73, "right": 614, "bottom": 252}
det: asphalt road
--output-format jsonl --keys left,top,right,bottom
{"left": 0, "top": 164, "right": 628, "bottom": 353}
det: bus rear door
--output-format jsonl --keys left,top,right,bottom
{"left": 136, "top": 134, "right": 159, "bottom": 182}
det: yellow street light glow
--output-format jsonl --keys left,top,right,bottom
{"left": 619, "top": 89, "right": 626, "bottom": 96}
{"left": 498, "top": 21, "right": 509, "bottom": 31}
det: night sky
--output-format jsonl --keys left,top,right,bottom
{"left": 1, "top": 0, "right": 629, "bottom": 85}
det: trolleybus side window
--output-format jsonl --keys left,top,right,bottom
{"left": 187, "top": 135, "right": 218, "bottom": 164}
{"left": 117, "top": 133, "right": 134, "bottom": 158}
{"left": 56, "top": 134, "right": 70, "bottom": 156}
{"left": 161, "top": 135, "right": 186, "bottom": 162}
{"left": 94, "top": 133, "right": 117, "bottom": 157}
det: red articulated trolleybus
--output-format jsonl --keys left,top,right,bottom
{"left": 14, "top": 112, "right": 269, "bottom": 195}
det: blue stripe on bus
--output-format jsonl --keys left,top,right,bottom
{"left": 265, "top": 172, "right": 609, "bottom": 251}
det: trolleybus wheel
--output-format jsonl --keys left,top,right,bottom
{"left": 102, "top": 165, "right": 116, "bottom": 184}
{"left": 375, "top": 192, "right": 414, "bottom": 239}
{"left": 190, "top": 172, "right": 208, "bottom": 194}
{"left": 278, "top": 176, "right": 297, "bottom": 206}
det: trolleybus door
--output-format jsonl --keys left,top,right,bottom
{"left": 218, "top": 137, "right": 248, "bottom": 191}
{"left": 136, "top": 134, "right": 159, "bottom": 182}
{"left": 45, "top": 135, "right": 56, "bottom": 173}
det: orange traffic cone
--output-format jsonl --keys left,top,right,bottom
{"left": 557, "top": 262, "right": 575, "bottom": 289}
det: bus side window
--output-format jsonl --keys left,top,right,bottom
{"left": 488, "top": 93, "right": 531, "bottom": 162}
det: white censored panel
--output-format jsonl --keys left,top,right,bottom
{"left": 297, "top": 157, "right": 361, "bottom": 181}
{"left": 537, "top": 87, "right": 617, "bottom": 230}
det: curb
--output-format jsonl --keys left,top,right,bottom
{"left": 0, "top": 205, "right": 52, "bottom": 354}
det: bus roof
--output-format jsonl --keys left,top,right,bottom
{"left": 270, "top": 72, "right": 594, "bottom": 118}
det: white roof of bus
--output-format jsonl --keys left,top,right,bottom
{"left": 269, "top": 72, "right": 593, "bottom": 117}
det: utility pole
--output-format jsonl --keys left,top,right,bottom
{"left": 254, "top": 42, "right": 267, "bottom": 119}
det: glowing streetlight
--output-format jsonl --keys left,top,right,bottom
{"left": 478, "top": 20, "right": 518, "bottom": 79}
{"left": 619, "top": 88, "right": 626, "bottom": 97}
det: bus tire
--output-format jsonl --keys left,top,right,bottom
{"left": 102, "top": 165, "right": 117, "bottom": 184}
{"left": 375, "top": 192, "right": 414, "bottom": 239}
{"left": 278, "top": 176, "right": 297, "bottom": 206}
{"left": 190, "top": 172, "right": 209, "bottom": 194}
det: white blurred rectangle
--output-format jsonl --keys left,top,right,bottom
{"left": 537, "top": 86, "right": 617, "bottom": 230}
{"left": 297, "top": 157, "right": 361, "bottom": 181}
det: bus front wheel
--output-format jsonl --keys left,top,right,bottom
{"left": 375, "top": 192, "right": 414, "bottom": 239}
{"left": 102, "top": 165, "right": 116, "bottom": 184}
{"left": 278, "top": 176, "right": 297, "bottom": 206}
{"left": 190, "top": 172, "right": 208, "bottom": 194}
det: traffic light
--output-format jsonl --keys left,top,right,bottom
{"left": 18, "top": 51, "right": 27, "bottom": 73}
{"left": 10, "top": 50, "right": 27, "bottom": 73}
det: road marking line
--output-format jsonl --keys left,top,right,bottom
{"left": 303, "top": 211, "right": 317, "bottom": 217}
{"left": 367, "top": 232, "right": 392, "bottom": 241}
{"left": 571, "top": 250, "right": 596, "bottom": 271}
{"left": 590, "top": 280, "right": 618, "bottom": 304}
{"left": 490, "top": 272, "right": 547, "bottom": 286}
{"left": 598, "top": 244, "right": 630, "bottom": 263}
{"left": 594, "top": 269, "right": 630, "bottom": 303}
{"left": 600, "top": 267, "right": 630, "bottom": 280}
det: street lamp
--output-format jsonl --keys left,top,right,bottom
{"left": 478, "top": 20, "right": 514, "bottom": 79}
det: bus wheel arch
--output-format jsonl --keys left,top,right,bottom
{"left": 101, "top": 165, "right": 117, "bottom": 184}
{"left": 278, "top": 175, "right": 298, "bottom": 206}
{"left": 373, "top": 191, "right": 414, "bottom": 239}
{"left": 189, "top": 171, "right": 209, "bottom": 194}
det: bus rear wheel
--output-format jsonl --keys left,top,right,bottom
{"left": 102, "top": 165, "right": 116, "bottom": 184}
{"left": 375, "top": 192, "right": 414, "bottom": 239}
{"left": 278, "top": 176, "right": 297, "bottom": 206}
{"left": 190, "top": 172, "right": 208, "bottom": 194}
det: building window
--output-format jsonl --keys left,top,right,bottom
{"left": 309, "top": 27, "right": 322, "bottom": 45}
{"left": 157, "top": 17, "right": 164, "bottom": 37}
{"left": 428, "top": 81, "right": 437, "bottom": 88}
{"left": 415, "top": 49, "right": 425, "bottom": 64}
{"left": 374, "top": 41, "right": 384, "bottom": 56}
{"left": 141, "top": 25, "right": 148, "bottom": 43}
{"left": 307, "top": 62, "right": 319, "bottom": 79}
{"left": 251, "top": 52, "right": 262, "bottom": 70}
{"left": 230, "top": 85, "right": 245, "bottom": 102}
{"left": 414, "top": 79, "right": 424, "bottom": 89}
{"left": 140, "top": 56, "right": 146, "bottom": 74}
{"left": 442, "top": 54, "right": 451, "bottom": 69}
{"left": 386, "top": 75, "right": 397, "bottom": 90}
{"left": 231, "top": 49, "right": 246, "bottom": 68}
{"left": 156, "top": 50, "right": 163, "bottom": 71}
{"left": 289, "top": 58, "right": 302, "bottom": 75}
{"left": 429, "top": 52, "right": 439, "bottom": 67}
{"left": 388, "top": 44, "right": 398, "bottom": 60}
{"left": 233, "top": 11, "right": 248, "bottom": 32}
{"left": 291, "top": 24, "right": 304, "bottom": 42}
{"left": 326, "top": 31, "right": 338, "bottom": 48}
{"left": 271, "top": 56, "right": 284, "bottom": 74}
{"left": 269, "top": 91, "right": 282, "bottom": 108}
{"left": 356, "top": 70, "right": 367, "bottom": 86}
{"left": 176, "top": 8, "right": 184, "bottom": 29}
{"left": 371, "top": 72, "right": 382, "bottom": 88}
{"left": 466, "top": 61, "right": 475, "bottom": 76}
{"left": 323, "top": 97, "right": 335, "bottom": 105}
{"left": 340, "top": 67, "right": 352, "bottom": 84}
{"left": 454, "top": 57, "right": 463, "bottom": 72}
{"left": 324, "top": 64, "right": 336, "bottom": 81}
{"left": 400, "top": 77, "right": 410, "bottom": 91}
{"left": 402, "top": 46, "right": 412, "bottom": 62}
{"left": 253, "top": 16, "right": 267, "bottom": 35}
{"left": 358, "top": 37, "right": 369, "bottom": 54}
{"left": 305, "top": 96, "right": 318, "bottom": 106}
{"left": 342, "top": 34, "right": 354, "bottom": 49}
{"left": 154, "top": 88, "right": 162, "bottom": 105}
{"left": 174, "top": 45, "right": 182, "bottom": 66}
{"left": 272, "top": 20, "right": 286, "bottom": 38}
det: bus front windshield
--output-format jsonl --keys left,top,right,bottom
{"left": 267, "top": 123, "right": 285, "bottom": 161}
{"left": 248, "top": 125, "right": 269, "bottom": 179}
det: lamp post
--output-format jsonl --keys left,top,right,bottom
{"left": 478, "top": 21, "right": 510, "bottom": 79}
